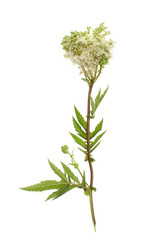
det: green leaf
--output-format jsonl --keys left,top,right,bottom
{"left": 81, "top": 78, "right": 89, "bottom": 84}
{"left": 90, "top": 131, "right": 106, "bottom": 149}
{"left": 45, "top": 191, "right": 59, "bottom": 201}
{"left": 61, "top": 162, "right": 80, "bottom": 184}
{"left": 82, "top": 171, "right": 86, "bottom": 187}
{"left": 95, "top": 89, "right": 101, "bottom": 110}
{"left": 70, "top": 132, "right": 87, "bottom": 149}
{"left": 46, "top": 185, "right": 76, "bottom": 201}
{"left": 90, "top": 97, "right": 95, "bottom": 115}
{"left": 84, "top": 188, "right": 91, "bottom": 196}
{"left": 78, "top": 148, "right": 87, "bottom": 155}
{"left": 99, "top": 85, "right": 109, "bottom": 104}
{"left": 72, "top": 117, "right": 87, "bottom": 140}
{"left": 85, "top": 157, "right": 96, "bottom": 162}
{"left": 52, "top": 185, "right": 76, "bottom": 200}
{"left": 92, "top": 86, "right": 109, "bottom": 114}
{"left": 20, "top": 180, "right": 66, "bottom": 192}
{"left": 48, "top": 160, "right": 67, "bottom": 181}
{"left": 90, "top": 119, "right": 103, "bottom": 139}
{"left": 68, "top": 175, "right": 71, "bottom": 182}
{"left": 74, "top": 106, "right": 87, "bottom": 131}
{"left": 90, "top": 141, "right": 101, "bottom": 153}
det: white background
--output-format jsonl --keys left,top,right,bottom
{"left": 0, "top": 0, "right": 167, "bottom": 239}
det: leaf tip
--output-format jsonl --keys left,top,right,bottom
{"left": 19, "top": 187, "right": 28, "bottom": 191}
{"left": 48, "top": 159, "right": 52, "bottom": 166}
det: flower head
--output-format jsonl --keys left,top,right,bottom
{"left": 61, "top": 23, "right": 114, "bottom": 82}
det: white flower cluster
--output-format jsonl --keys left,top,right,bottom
{"left": 61, "top": 23, "right": 114, "bottom": 81}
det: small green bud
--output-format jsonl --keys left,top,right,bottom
{"left": 90, "top": 115, "right": 95, "bottom": 119}
{"left": 61, "top": 145, "right": 69, "bottom": 154}
{"left": 85, "top": 155, "right": 95, "bottom": 162}
{"left": 73, "top": 163, "right": 79, "bottom": 169}
{"left": 91, "top": 187, "right": 97, "bottom": 192}
{"left": 84, "top": 188, "right": 91, "bottom": 196}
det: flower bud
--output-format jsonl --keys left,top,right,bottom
{"left": 61, "top": 145, "right": 69, "bottom": 154}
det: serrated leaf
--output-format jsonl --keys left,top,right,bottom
{"left": 20, "top": 180, "right": 67, "bottom": 192}
{"left": 92, "top": 86, "right": 109, "bottom": 114}
{"left": 90, "top": 131, "right": 106, "bottom": 149}
{"left": 90, "top": 119, "right": 103, "bottom": 139}
{"left": 95, "top": 89, "right": 101, "bottom": 110}
{"left": 90, "top": 97, "right": 95, "bottom": 115}
{"left": 90, "top": 141, "right": 101, "bottom": 153}
{"left": 74, "top": 106, "right": 87, "bottom": 131}
{"left": 61, "top": 162, "right": 80, "bottom": 184}
{"left": 99, "top": 85, "right": 109, "bottom": 104}
{"left": 68, "top": 175, "right": 71, "bottom": 182}
{"left": 46, "top": 185, "right": 76, "bottom": 201}
{"left": 70, "top": 132, "right": 87, "bottom": 149}
{"left": 48, "top": 160, "right": 67, "bottom": 181}
{"left": 45, "top": 191, "right": 59, "bottom": 201}
{"left": 72, "top": 117, "right": 87, "bottom": 140}
{"left": 78, "top": 148, "right": 87, "bottom": 155}
{"left": 52, "top": 185, "right": 76, "bottom": 200}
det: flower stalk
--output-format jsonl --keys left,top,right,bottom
{"left": 86, "top": 81, "right": 96, "bottom": 229}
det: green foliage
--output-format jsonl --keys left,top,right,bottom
{"left": 90, "top": 141, "right": 101, "bottom": 153}
{"left": 70, "top": 132, "right": 87, "bottom": 149}
{"left": 90, "top": 97, "right": 95, "bottom": 116}
{"left": 46, "top": 185, "right": 76, "bottom": 201}
{"left": 72, "top": 117, "right": 87, "bottom": 140}
{"left": 95, "top": 89, "right": 101, "bottom": 109}
{"left": 21, "top": 22, "right": 113, "bottom": 232}
{"left": 21, "top": 159, "right": 84, "bottom": 202}
{"left": 74, "top": 106, "right": 87, "bottom": 131}
{"left": 100, "top": 85, "right": 109, "bottom": 103}
{"left": 84, "top": 188, "right": 91, "bottom": 196}
{"left": 52, "top": 185, "right": 76, "bottom": 200}
{"left": 78, "top": 148, "right": 87, "bottom": 155}
{"left": 76, "top": 117, "right": 105, "bottom": 154}
{"left": 48, "top": 160, "right": 67, "bottom": 181}
{"left": 61, "top": 162, "right": 80, "bottom": 184}
{"left": 71, "top": 106, "right": 88, "bottom": 153}
{"left": 82, "top": 171, "right": 86, "bottom": 187}
{"left": 85, "top": 157, "right": 96, "bottom": 162}
{"left": 20, "top": 180, "right": 66, "bottom": 192}
{"left": 91, "top": 86, "right": 109, "bottom": 116}
{"left": 90, "top": 119, "right": 103, "bottom": 139}
{"left": 81, "top": 78, "right": 90, "bottom": 84}
{"left": 90, "top": 131, "right": 106, "bottom": 149}
{"left": 45, "top": 190, "right": 58, "bottom": 201}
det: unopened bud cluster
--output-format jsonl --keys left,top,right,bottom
{"left": 61, "top": 145, "right": 69, "bottom": 154}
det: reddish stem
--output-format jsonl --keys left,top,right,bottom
{"left": 86, "top": 82, "right": 96, "bottom": 229}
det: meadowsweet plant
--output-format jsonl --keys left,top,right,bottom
{"left": 21, "top": 23, "right": 114, "bottom": 231}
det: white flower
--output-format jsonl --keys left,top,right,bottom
{"left": 61, "top": 23, "right": 114, "bottom": 81}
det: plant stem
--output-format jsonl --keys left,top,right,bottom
{"left": 86, "top": 82, "right": 96, "bottom": 230}
{"left": 68, "top": 152, "right": 90, "bottom": 187}
{"left": 89, "top": 191, "right": 96, "bottom": 232}
{"left": 68, "top": 152, "right": 83, "bottom": 177}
